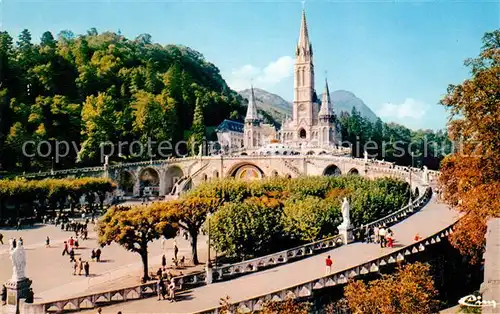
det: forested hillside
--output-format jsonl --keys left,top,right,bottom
{"left": 338, "top": 107, "right": 453, "bottom": 170}
{"left": 0, "top": 29, "right": 245, "bottom": 171}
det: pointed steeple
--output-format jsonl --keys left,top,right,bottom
{"left": 245, "top": 85, "right": 259, "bottom": 122}
{"left": 296, "top": 9, "right": 312, "bottom": 57}
{"left": 319, "top": 78, "right": 333, "bottom": 117}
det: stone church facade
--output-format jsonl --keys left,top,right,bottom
{"left": 217, "top": 9, "right": 343, "bottom": 154}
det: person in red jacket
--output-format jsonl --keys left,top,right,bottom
{"left": 325, "top": 255, "right": 333, "bottom": 275}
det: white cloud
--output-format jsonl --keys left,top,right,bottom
{"left": 227, "top": 56, "right": 294, "bottom": 91}
{"left": 377, "top": 98, "right": 428, "bottom": 120}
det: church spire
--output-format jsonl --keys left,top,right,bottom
{"left": 319, "top": 77, "right": 333, "bottom": 117}
{"left": 245, "top": 85, "right": 259, "bottom": 122}
{"left": 296, "top": 9, "right": 312, "bottom": 57}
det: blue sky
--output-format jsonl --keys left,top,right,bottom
{"left": 2, "top": 0, "right": 499, "bottom": 130}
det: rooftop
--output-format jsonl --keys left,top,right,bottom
{"left": 216, "top": 119, "right": 244, "bottom": 133}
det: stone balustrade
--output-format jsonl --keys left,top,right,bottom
{"left": 196, "top": 223, "right": 456, "bottom": 314}
{"left": 26, "top": 270, "right": 207, "bottom": 313}
{"left": 19, "top": 163, "right": 434, "bottom": 313}
{"left": 14, "top": 153, "right": 431, "bottom": 181}
{"left": 212, "top": 234, "right": 345, "bottom": 282}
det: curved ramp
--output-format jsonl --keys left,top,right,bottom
{"left": 80, "top": 192, "right": 458, "bottom": 314}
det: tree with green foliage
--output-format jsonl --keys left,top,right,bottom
{"left": 97, "top": 204, "right": 178, "bottom": 282}
{"left": 283, "top": 196, "right": 339, "bottom": 242}
{"left": 208, "top": 196, "right": 284, "bottom": 259}
{"left": 190, "top": 97, "right": 205, "bottom": 155}
{"left": 169, "top": 196, "right": 220, "bottom": 265}
{"left": 0, "top": 29, "right": 245, "bottom": 171}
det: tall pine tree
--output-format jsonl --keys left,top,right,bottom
{"left": 190, "top": 97, "right": 205, "bottom": 155}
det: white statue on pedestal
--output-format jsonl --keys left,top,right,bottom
{"left": 422, "top": 165, "right": 429, "bottom": 184}
{"left": 339, "top": 197, "right": 352, "bottom": 229}
{"left": 104, "top": 155, "right": 109, "bottom": 169}
{"left": 364, "top": 150, "right": 368, "bottom": 163}
{"left": 10, "top": 239, "right": 26, "bottom": 281}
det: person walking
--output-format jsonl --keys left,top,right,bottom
{"left": 69, "top": 248, "right": 76, "bottom": 262}
{"left": 95, "top": 248, "right": 102, "bottom": 262}
{"left": 173, "top": 241, "right": 179, "bottom": 262}
{"left": 0, "top": 232, "right": 4, "bottom": 245}
{"left": 379, "top": 226, "right": 386, "bottom": 248}
{"left": 162, "top": 254, "right": 167, "bottom": 269}
{"left": 62, "top": 241, "right": 69, "bottom": 256}
{"left": 161, "top": 235, "right": 166, "bottom": 251}
{"left": 168, "top": 278, "right": 176, "bottom": 302}
{"left": 78, "top": 258, "right": 84, "bottom": 275}
{"left": 325, "top": 255, "right": 333, "bottom": 275}
{"left": 84, "top": 261, "right": 90, "bottom": 277}
{"left": 414, "top": 233, "right": 422, "bottom": 242}
{"left": 374, "top": 226, "right": 380, "bottom": 244}
{"left": 45, "top": 236, "right": 50, "bottom": 248}
{"left": 156, "top": 278, "right": 165, "bottom": 301}
{"left": 367, "top": 226, "right": 373, "bottom": 243}
{"left": 73, "top": 260, "right": 78, "bottom": 275}
{"left": 1, "top": 284, "right": 6, "bottom": 305}
{"left": 19, "top": 237, "right": 23, "bottom": 246}
{"left": 25, "top": 288, "right": 34, "bottom": 303}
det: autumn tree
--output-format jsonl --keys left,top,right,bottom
{"left": 439, "top": 30, "right": 500, "bottom": 262}
{"left": 344, "top": 262, "right": 439, "bottom": 314}
{"left": 97, "top": 204, "right": 178, "bottom": 282}
{"left": 169, "top": 196, "right": 220, "bottom": 265}
{"left": 219, "top": 296, "right": 310, "bottom": 314}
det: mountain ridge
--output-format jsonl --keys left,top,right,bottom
{"left": 238, "top": 88, "right": 379, "bottom": 123}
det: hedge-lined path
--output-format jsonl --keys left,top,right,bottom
{"left": 80, "top": 194, "right": 458, "bottom": 314}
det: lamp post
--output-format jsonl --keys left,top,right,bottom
{"left": 408, "top": 151, "right": 414, "bottom": 207}
{"left": 206, "top": 211, "right": 213, "bottom": 284}
{"left": 207, "top": 211, "right": 212, "bottom": 263}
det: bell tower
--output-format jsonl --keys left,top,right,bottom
{"left": 293, "top": 9, "right": 315, "bottom": 126}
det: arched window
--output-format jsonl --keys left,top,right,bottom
{"left": 299, "top": 128, "right": 307, "bottom": 139}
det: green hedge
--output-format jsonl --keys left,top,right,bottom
{"left": 199, "top": 176, "right": 410, "bottom": 259}
{"left": 0, "top": 177, "right": 116, "bottom": 220}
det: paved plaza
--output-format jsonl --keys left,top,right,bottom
{"left": 79, "top": 195, "right": 458, "bottom": 314}
{"left": 0, "top": 221, "right": 210, "bottom": 303}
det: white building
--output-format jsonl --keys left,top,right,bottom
{"left": 215, "top": 119, "right": 244, "bottom": 153}
{"left": 217, "top": 8, "right": 346, "bottom": 156}
{"left": 243, "top": 87, "right": 278, "bottom": 150}
{"left": 244, "top": 9, "right": 342, "bottom": 153}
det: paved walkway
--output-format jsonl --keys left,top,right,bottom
{"left": 0, "top": 223, "right": 211, "bottom": 302}
{"left": 82, "top": 195, "right": 458, "bottom": 314}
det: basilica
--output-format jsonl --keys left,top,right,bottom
{"left": 217, "top": 9, "right": 344, "bottom": 155}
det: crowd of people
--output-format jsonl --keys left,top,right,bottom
{"left": 59, "top": 221, "right": 104, "bottom": 278}
{"left": 356, "top": 224, "right": 395, "bottom": 248}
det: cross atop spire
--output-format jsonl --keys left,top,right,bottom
{"left": 296, "top": 8, "right": 312, "bottom": 57}
{"left": 245, "top": 85, "right": 259, "bottom": 123}
{"left": 319, "top": 77, "right": 333, "bottom": 117}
